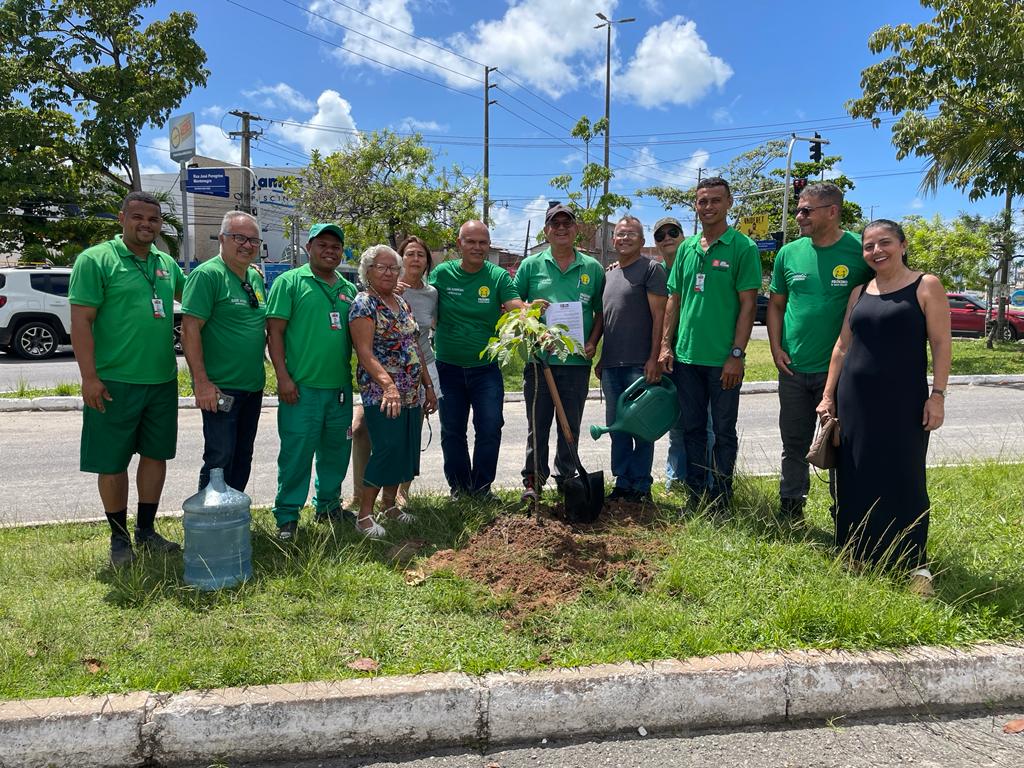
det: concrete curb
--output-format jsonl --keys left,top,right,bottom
{"left": 2, "top": 643, "right": 1023, "bottom": 767}
{"left": 2, "top": 374, "right": 1022, "bottom": 412}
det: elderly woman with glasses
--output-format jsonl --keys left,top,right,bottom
{"left": 348, "top": 244, "right": 438, "bottom": 538}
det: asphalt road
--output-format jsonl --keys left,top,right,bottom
{"left": 240, "top": 709, "right": 1024, "bottom": 768}
{"left": 2, "top": 382, "right": 1021, "bottom": 526}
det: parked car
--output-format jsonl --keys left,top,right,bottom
{"left": 755, "top": 293, "right": 769, "bottom": 325}
{"left": 947, "top": 292, "right": 1024, "bottom": 341}
{"left": 0, "top": 265, "right": 183, "bottom": 359}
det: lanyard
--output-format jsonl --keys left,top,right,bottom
{"left": 127, "top": 255, "right": 158, "bottom": 298}
{"left": 311, "top": 272, "right": 346, "bottom": 309}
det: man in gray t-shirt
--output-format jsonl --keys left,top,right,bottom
{"left": 597, "top": 216, "right": 668, "bottom": 501}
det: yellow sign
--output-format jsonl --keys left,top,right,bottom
{"left": 737, "top": 214, "right": 769, "bottom": 238}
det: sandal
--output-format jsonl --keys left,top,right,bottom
{"left": 383, "top": 505, "right": 417, "bottom": 524}
{"left": 354, "top": 516, "right": 387, "bottom": 539}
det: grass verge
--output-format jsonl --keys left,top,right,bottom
{"left": 1, "top": 462, "right": 1021, "bottom": 700}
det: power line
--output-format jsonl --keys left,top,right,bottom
{"left": 222, "top": 0, "right": 482, "bottom": 101}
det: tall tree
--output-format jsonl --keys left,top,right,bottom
{"left": 846, "top": 0, "right": 1024, "bottom": 344}
{"left": 280, "top": 130, "right": 480, "bottom": 251}
{"left": 901, "top": 214, "right": 994, "bottom": 289}
{"left": 0, "top": 0, "right": 209, "bottom": 191}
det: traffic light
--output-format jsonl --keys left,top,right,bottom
{"left": 793, "top": 177, "right": 807, "bottom": 198}
{"left": 810, "top": 132, "right": 823, "bottom": 163}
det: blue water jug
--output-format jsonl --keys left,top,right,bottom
{"left": 182, "top": 468, "right": 252, "bottom": 590}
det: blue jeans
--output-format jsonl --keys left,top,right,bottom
{"left": 601, "top": 365, "right": 655, "bottom": 493}
{"left": 436, "top": 360, "right": 504, "bottom": 495}
{"left": 666, "top": 371, "right": 716, "bottom": 489}
{"left": 673, "top": 363, "right": 741, "bottom": 502}
{"left": 199, "top": 389, "right": 263, "bottom": 492}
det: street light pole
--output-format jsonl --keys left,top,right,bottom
{"left": 595, "top": 12, "right": 635, "bottom": 264}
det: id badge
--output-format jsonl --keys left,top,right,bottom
{"left": 152, "top": 298, "right": 166, "bottom": 318}
{"left": 694, "top": 273, "right": 706, "bottom": 293}
{"left": 329, "top": 311, "right": 342, "bottom": 330}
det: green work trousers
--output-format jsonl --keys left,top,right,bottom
{"left": 272, "top": 383, "right": 353, "bottom": 525}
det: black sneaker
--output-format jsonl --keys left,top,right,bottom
{"left": 110, "top": 533, "right": 136, "bottom": 568}
{"left": 135, "top": 527, "right": 182, "bottom": 554}
{"left": 628, "top": 490, "right": 653, "bottom": 504}
{"left": 779, "top": 497, "right": 805, "bottom": 520}
{"left": 520, "top": 476, "right": 539, "bottom": 504}
{"left": 606, "top": 487, "right": 631, "bottom": 502}
{"left": 277, "top": 520, "right": 298, "bottom": 541}
{"left": 315, "top": 506, "right": 355, "bottom": 524}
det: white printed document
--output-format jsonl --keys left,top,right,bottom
{"left": 545, "top": 301, "right": 585, "bottom": 351}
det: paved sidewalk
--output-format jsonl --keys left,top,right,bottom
{"left": 2, "top": 643, "right": 1023, "bottom": 768}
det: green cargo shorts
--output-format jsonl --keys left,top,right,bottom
{"left": 80, "top": 379, "right": 178, "bottom": 474}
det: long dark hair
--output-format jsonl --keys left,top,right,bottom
{"left": 863, "top": 219, "right": 908, "bottom": 266}
{"left": 397, "top": 235, "right": 433, "bottom": 274}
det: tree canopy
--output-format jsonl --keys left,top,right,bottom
{"left": 279, "top": 130, "right": 480, "bottom": 252}
{"left": 901, "top": 214, "right": 994, "bottom": 289}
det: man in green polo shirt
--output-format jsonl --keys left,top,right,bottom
{"left": 660, "top": 177, "right": 761, "bottom": 509}
{"left": 266, "top": 223, "right": 358, "bottom": 541}
{"left": 181, "top": 211, "right": 268, "bottom": 493}
{"left": 69, "top": 191, "right": 186, "bottom": 568}
{"left": 513, "top": 203, "right": 604, "bottom": 502}
{"left": 768, "top": 182, "right": 872, "bottom": 520}
{"left": 430, "top": 219, "right": 524, "bottom": 499}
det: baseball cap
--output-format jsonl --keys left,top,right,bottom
{"left": 307, "top": 223, "right": 345, "bottom": 244}
{"left": 544, "top": 203, "right": 577, "bottom": 225}
{"left": 653, "top": 216, "right": 682, "bottom": 234}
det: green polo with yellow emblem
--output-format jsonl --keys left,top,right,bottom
{"left": 181, "top": 255, "right": 268, "bottom": 391}
{"left": 513, "top": 247, "right": 604, "bottom": 365}
{"left": 430, "top": 259, "right": 518, "bottom": 367}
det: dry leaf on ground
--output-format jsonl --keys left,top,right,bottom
{"left": 1003, "top": 718, "right": 1024, "bottom": 734}
{"left": 347, "top": 657, "right": 380, "bottom": 672}
{"left": 81, "top": 658, "right": 103, "bottom": 674}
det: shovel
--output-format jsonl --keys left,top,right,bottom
{"left": 539, "top": 360, "right": 604, "bottom": 524}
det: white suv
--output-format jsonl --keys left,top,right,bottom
{"left": 0, "top": 266, "right": 73, "bottom": 359}
{"left": 0, "top": 265, "right": 183, "bottom": 360}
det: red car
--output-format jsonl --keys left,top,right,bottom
{"left": 947, "top": 293, "right": 1024, "bottom": 341}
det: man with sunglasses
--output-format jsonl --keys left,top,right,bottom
{"left": 181, "top": 211, "right": 268, "bottom": 493}
{"left": 513, "top": 203, "right": 604, "bottom": 502}
{"left": 266, "top": 223, "right": 358, "bottom": 540}
{"left": 69, "top": 191, "right": 186, "bottom": 568}
{"left": 660, "top": 178, "right": 760, "bottom": 511}
{"left": 768, "top": 182, "right": 872, "bottom": 520}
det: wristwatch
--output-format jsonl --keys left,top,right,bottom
{"left": 931, "top": 388, "right": 945, "bottom": 398}
{"left": 730, "top": 346, "right": 746, "bottom": 359}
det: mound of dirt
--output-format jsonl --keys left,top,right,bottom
{"left": 421, "top": 503, "right": 665, "bottom": 618}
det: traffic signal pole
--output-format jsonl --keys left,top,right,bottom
{"left": 780, "top": 133, "right": 830, "bottom": 246}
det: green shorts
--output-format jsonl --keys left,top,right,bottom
{"left": 80, "top": 379, "right": 179, "bottom": 474}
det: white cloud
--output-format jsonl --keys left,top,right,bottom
{"left": 617, "top": 146, "right": 710, "bottom": 189}
{"left": 242, "top": 83, "right": 316, "bottom": 112}
{"left": 618, "top": 17, "right": 732, "bottom": 109}
{"left": 489, "top": 194, "right": 549, "bottom": 250}
{"left": 711, "top": 107, "right": 733, "bottom": 126}
{"left": 395, "top": 117, "right": 447, "bottom": 133}
{"left": 200, "top": 104, "right": 225, "bottom": 120}
{"left": 309, "top": 0, "right": 614, "bottom": 100}
{"left": 269, "top": 89, "right": 359, "bottom": 156}
{"left": 196, "top": 124, "right": 242, "bottom": 164}
{"left": 139, "top": 136, "right": 179, "bottom": 174}
{"left": 910, "top": 197, "right": 924, "bottom": 210}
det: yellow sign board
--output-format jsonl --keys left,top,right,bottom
{"left": 736, "top": 214, "right": 769, "bottom": 238}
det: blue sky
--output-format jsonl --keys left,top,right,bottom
{"left": 139, "top": 0, "right": 1002, "bottom": 251}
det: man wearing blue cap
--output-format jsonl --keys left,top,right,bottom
{"left": 266, "top": 223, "right": 358, "bottom": 540}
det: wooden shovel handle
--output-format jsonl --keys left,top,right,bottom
{"left": 541, "top": 364, "right": 577, "bottom": 448}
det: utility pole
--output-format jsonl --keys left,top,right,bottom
{"left": 693, "top": 167, "right": 704, "bottom": 235}
{"left": 228, "top": 110, "right": 263, "bottom": 214}
{"left": 595, "top": 12, "right": 635, "bottom": 265}
{"left": 482, "top": 66, "right": 497, "bottom": 225}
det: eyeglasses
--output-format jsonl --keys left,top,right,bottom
{"left": 224, "top": 232, "right": 263, "bottom": 248}
{"left": 794, "top": 204, "right": 832, "bottom": 217}
{"left": 240, "top": 281, "right": 260, "bottom": 308}
{"left": 613, "top": 231, "right": 641, "bottom": 240}
{"left": 654, "top": 226, "right": 681, "bottom": 242}
{"left": 547, "top": 218, "right": 576, "bottom": 230}
{"left": 370, "top": 264, "right": 401, "bottom": 274}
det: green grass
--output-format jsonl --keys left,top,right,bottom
{"left": 1, "top": 463, "right": 1021, "bottom": 700}
{"left": 3, "top": 338, "right": 1021, "bottom": 399}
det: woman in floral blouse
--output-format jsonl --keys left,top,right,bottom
{"left": 349, "top": 244, "right": 438, "bottom": 537}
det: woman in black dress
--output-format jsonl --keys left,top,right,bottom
{"left": 816, "top": 220, "right": 951, "bottom": 596}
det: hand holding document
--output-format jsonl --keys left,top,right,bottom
{"left": 544, "top": 301, "right": 585, "bottom": 351}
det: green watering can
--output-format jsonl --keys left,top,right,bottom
{"left": 591, "top": 375, "right": 680, "bottom": 443}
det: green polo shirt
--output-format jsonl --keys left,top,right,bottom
{"left": 430, "top": 259, "right": 518, "bottom": 367}
{"left": 667, "top": 226, "right": 762, "bottom": 367}
{"left": 68, "top": 235, "right": 185, "bottom": 384}
{"left": 769, "top": 231, "right": 872, "bottom": 373}
{"left": 512, "top": 248, "right": 604, "bottom": 365}
{"left": 181, "top": 255, "right": 267, "bottom": 391}
{"left": 266, "top": 264, "right": 358, "bottom": 389}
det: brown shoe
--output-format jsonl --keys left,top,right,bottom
{"left": 909, "top": 568, "right": 935, "bottom": 598}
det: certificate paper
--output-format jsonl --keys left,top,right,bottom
{"left": 545, "top": 301, "right": 585, "bottom": 351}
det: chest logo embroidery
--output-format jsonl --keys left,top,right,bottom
{"left": 477, "top": 286, "right": 490, "bottom": 299}
{"left": 580, "top": 273, "right": 590, "bottom": 285}
{"left": 832, "top": 265, "right": 850, "bottom": 280}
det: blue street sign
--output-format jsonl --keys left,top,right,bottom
{"left": 186, "top": 168, "right": 230, "bottom": 198}
{"left": 755, "top": 239, "right": 778, "bottom": 252}
{"left": 1011, "top": 289, "right": 1024, "bottom": 308}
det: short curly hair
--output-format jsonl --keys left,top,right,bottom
{"left": 358, "top": 244, "right": 403, "bottom": 286}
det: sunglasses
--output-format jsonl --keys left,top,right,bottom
{"left": 240, "top": 281, "right": 260, "bottom": 308}
{"left": 795, "top": 204, "right": 832, "bottom": 217}
{"left": 547, "top": 218, "right": 576, "bottom": 230}
{"left": 654, "top": 226, "right": 681, "bottom": 242}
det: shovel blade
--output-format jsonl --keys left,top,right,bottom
{"left": 562, "top": 470, "right": 605, "bottom": 524}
